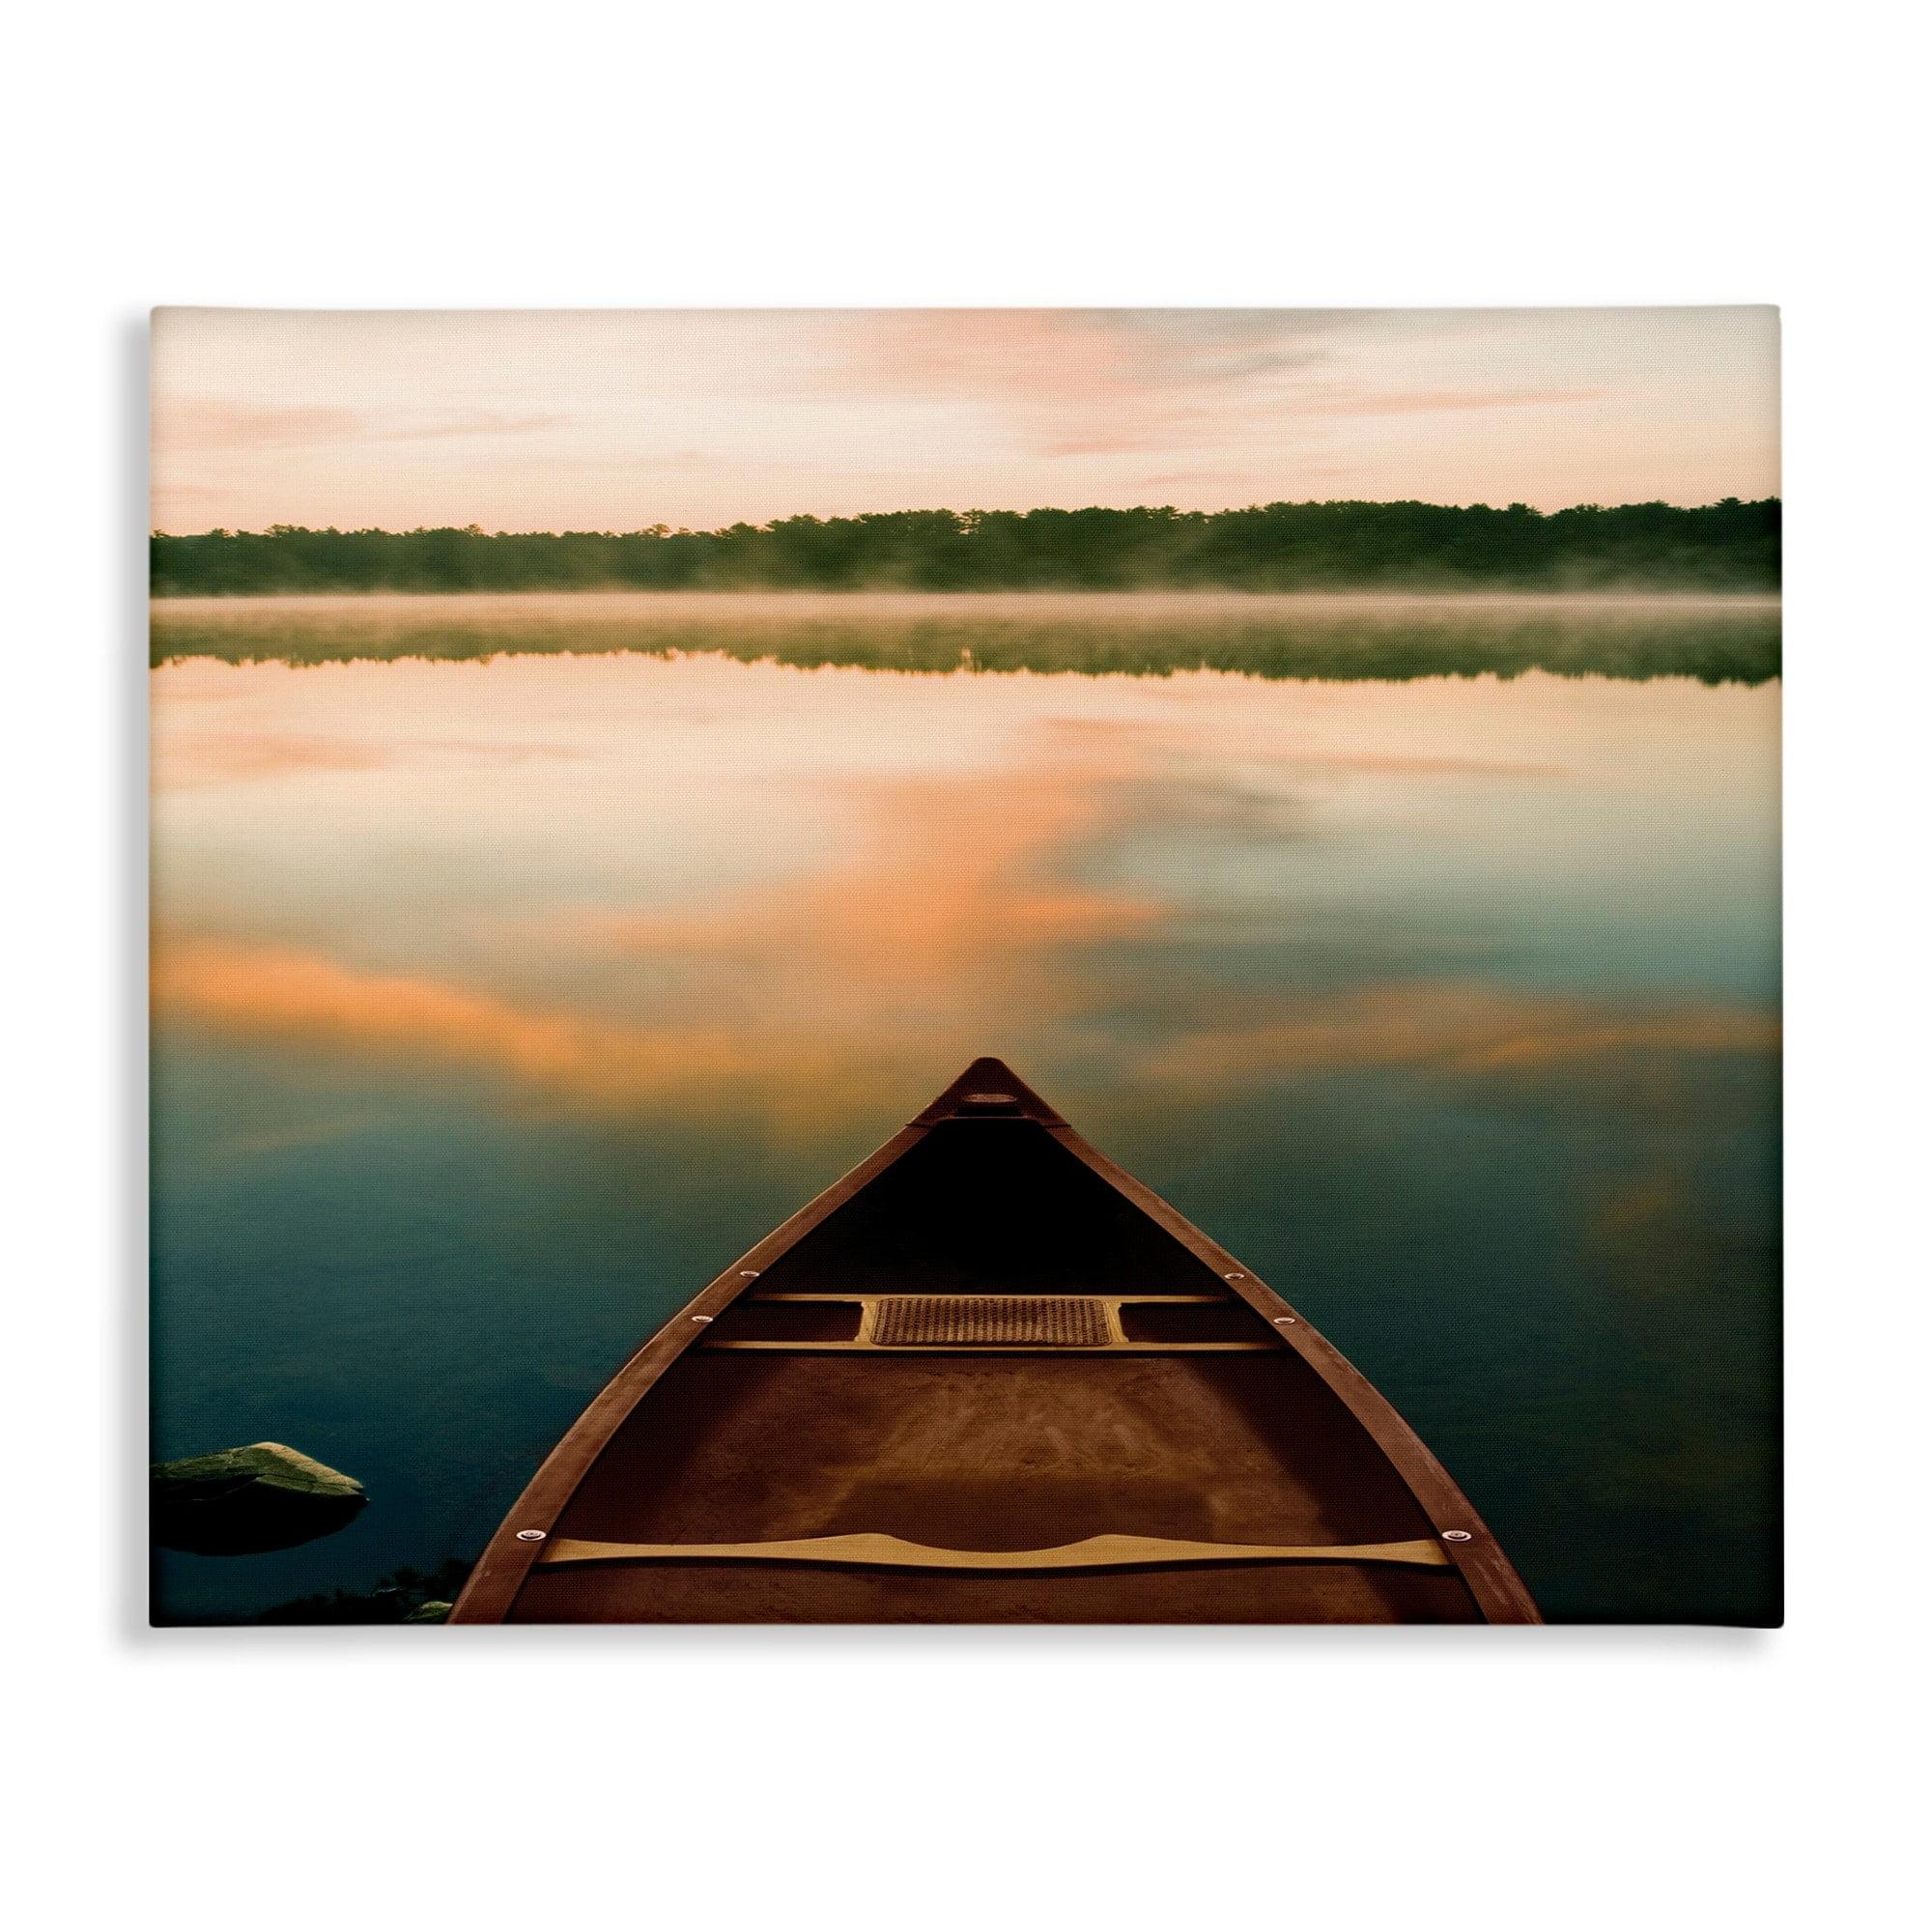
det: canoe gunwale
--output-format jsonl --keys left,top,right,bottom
{"left": 448, "top": 1057, "right": 1542, "bottom": 1626}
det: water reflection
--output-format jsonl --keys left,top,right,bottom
{"left": 151, "top": 589, "right": 1781, "bottom": 684}
{"left": 151, "top": 645, "right": 1780, "bottom": 1623}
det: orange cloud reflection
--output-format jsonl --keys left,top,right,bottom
{"left": 582, "top": 758, "right": 1162, "bottom": 1024}
{"left": 155, "top": 928, "right": 1779, "bottom": 1137}
{"left": 152, "top": 934, "right": 870, "bottom": 1123}
{"left": 1144, "top": 982, "right": 1779, "bottom": 1088}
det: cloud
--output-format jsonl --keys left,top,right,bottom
{"left": 155, "top": 932, "right": 1779, "bottom": 1140}
{"left": 153, "top": 729, "right": 583, "bottom": 790}
{"left": 830, "top": 312, "right": 1609, "bottom": 474}
{"left": 149, "top": 307, "right": 1782, "bottom": 528}
{"left": 149, "top": 721, "right": 1169, "bottom": 1125}
{"left": 1298, "top": 752, "right": 1562, "bottom": 779}
{"left": 837, "top": 311, "right": 1340, "bottom": 463}
{"left": 1138, "top": 469, "right": 1250, "bottom": 490}
{"left": 1141, "top": 982, "right": 1780, "bottom": 1088}
{"left": 153, "top": 730, "right": 390, "bottom": 790}
{"left": 1039, "top": 434, "right": 1169, "bottom": 458}
{"left": 153, "top": 932, "right": 847, "bottom": 1122}
{"left": 1092, "top": 309, "right": 1364, "bottom": 384}
{"left": 1293, "top": 385, "right": 1605, "bottom": 418}
{"left": 217, "top": 1111, "right": 386, "bottom": 1158}
{"left": 576, "top": 749, "right": 1165, "bottom": 1022}
{"left": 156, "top": 399, "right": 566, "bottom": 454}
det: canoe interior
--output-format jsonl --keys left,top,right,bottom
{"left": 501, "top": 1112, "right": 1488, "bottom": 1624}
{"left": 746, "top": 1118, "right": 1232, "bottom": 1297}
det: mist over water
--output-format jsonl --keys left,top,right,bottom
{"left": 151, "top": 589, "right": 1781, "bottom": 684}
{"left": 150, "top": 606, "right": 1781, "bottom": 1624}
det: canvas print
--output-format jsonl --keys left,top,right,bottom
{"left": 150, "top": 307, "right": 1780, "bottom": 1626}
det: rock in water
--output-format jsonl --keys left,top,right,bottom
{"left": 151, "top": 1441, "right": 368, "bottom": 1555}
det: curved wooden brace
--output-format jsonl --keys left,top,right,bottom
{"left": 536, "top": 1530, "right": 1452, "bottom": 1573}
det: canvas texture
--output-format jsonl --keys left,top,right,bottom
{"left": 149, "top": 307, "right": 1781, "bottom": 1627}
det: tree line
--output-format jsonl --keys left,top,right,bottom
{"left": 152, "top": 497, "right": 1780, "bottom": 595}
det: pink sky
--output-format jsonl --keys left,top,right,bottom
{"left": 152, "top": 307, "right": 1778, "bottom": 533}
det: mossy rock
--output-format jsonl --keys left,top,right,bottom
{"left": 403, "top": 1600, "right": 453, "bottom": 1624}
{"left": 152, "top": 1441, "right": 368, "bottom": 1555}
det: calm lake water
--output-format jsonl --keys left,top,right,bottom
{"left": 151, "top": 596, "right": 1780, "bottom": 1623}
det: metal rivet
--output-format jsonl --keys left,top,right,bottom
{"left": 739, "top": 1269, "right": 760, "bottom": 1278}
{"left": 1441, "top": 1530, "right": 1473, "bottom": 1544}
{"left": 515, "top": 1528, "right": 547, "bottom": 1543}
{"left": 1274, "top": 1316, "right": 1296, "bottom": 1325}
{"left": 1223, "top": 1271, "right": 1246, "bottom": 1280}
{"left": 692, "top": 1314, "right": 714, "bottom": 1322}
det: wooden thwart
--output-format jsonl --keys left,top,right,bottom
{"left": 703, "top": 1291, "right": 1277, "bottom": 1353}
{"left": 537, "top": 1530, "right": 1453, "bottom": 1573}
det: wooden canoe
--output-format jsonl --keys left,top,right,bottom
{"left": 449, "top": 1058, "right": 1541, "bottom": 1624}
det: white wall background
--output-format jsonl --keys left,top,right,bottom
{"left": 5, "top": 5, "right": 1925, "bottom": 1929}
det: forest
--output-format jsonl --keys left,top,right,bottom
{"left": 152, "top": 498, "right": 1780, "bottom": 596}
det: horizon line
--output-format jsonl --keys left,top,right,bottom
{"left": 151, "top": 495, "right": 1781, "bottom": 540}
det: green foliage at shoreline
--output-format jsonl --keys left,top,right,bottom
{"left": 152, "top": 497, "right": 1781, "bottom": 596}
